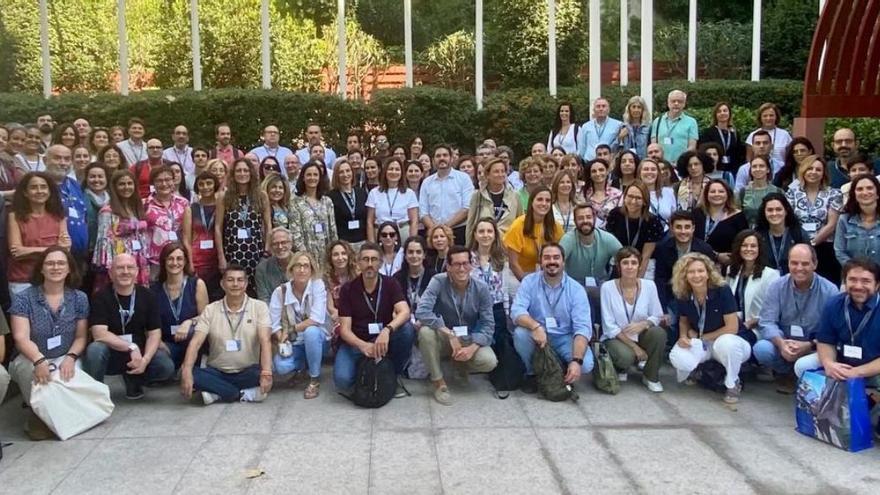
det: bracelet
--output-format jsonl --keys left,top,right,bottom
{"left": 66, "top": 352, "right": 79, "bottom": 360}
{"left": 33, "top": 356, "right": 48, "bottom": 366}
{"left": 383, "top": 325, "right": 394, "bottom": 333}
{"left": 260, "top": 370, "right": 273, "bottom": 377}
{"left": 571, "top": 357, "right": 584, "bottom": 365}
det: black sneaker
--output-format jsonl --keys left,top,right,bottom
{"left": 521, "top": 376, "right": 538, "bottom": 394}
{"left": 125, "top": 378, "right": 145, "bottom": 400}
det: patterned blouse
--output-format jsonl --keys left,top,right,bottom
{"left": 271, "top": 204, "right": 291, "bottom": 230}
{"left": 289, "top": 195, "right": 338, "bottom": 266}
{"left": 10, "top": 286, "right": 89, "bottom": 359}
{"left": 470, "top": 253, "right": 507, "bottom": 306}
{"left": 585, "top": 185, "right": 622, "bottom": 229}
{"left": 93, "top": 205, "right": 151, "bottom": 285}
{"left": 144, "top": 194, "right": 190, "bottom": 265}
{"left": 676, "top": 176, "right": 711, "bottom": 211}
{"left": 785, "top": 184, "right": 844, "bottom": 241}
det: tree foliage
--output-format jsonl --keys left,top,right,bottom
{"left": 421, "top": 30, "right": 474, "bottom": 92}
{"left": 321, "top": 19, "right": 390, "bottom": 99}
{"left": 355, "top": 0, "right": 473, "bottom": 53}
{"left": 761, "top": 0, "right": 817, "bottom": 80}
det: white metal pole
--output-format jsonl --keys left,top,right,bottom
{"left": 39, "top": 0, "right": 51, "bottom": 98}
{"left": 589, "top": 0, "right": 601, "bottom": 105}
{"left": 190, "top": 0, "right": 202, "bottom": 91}
{"left": 117, "top": 0, "right": 129, "bottom": 95}
{"left": 818, "top": 0, "right": 826, "bottom": 80}
{"left": 260, "top": 0, "right": 271, "bottom": 89}
{"left": 404, "top": 0, "right": 413, "bottom": 88}
{"left": 476, "top": 0, "right": 484, "bottom": 109}
{"left": 337, "top": 0, "right": 347, "bottom": 98}
{"left": 751, "top": 0, "right": 762, "bottom": 82}
{"left": 548, "top": 0, "right": 557, "bottom": 96}
{"left": 687, "top": 0, "right": 697, "bottom": 82}
{"left": 620, "top": 0, "right": 628, "bottom": 86}
{"left": 640, "top": 0, "right": 654, "bottom": 113}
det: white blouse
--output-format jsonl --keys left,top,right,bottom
{"left": 726, "top": 266, "right": 780, "bottom": 324}
{"left": 599, "top": 279, "right": 664, "bottom": 341}
{"left": 268, "top": 279, "right": 330, "bottom": 342}
{"left": 547, "top": 125, "right": 578, "bottom": 155}
{"left": 366, "top": 187, "right": 419, "bottom": 224}
{"left": 649, "top": 187, "right": 677, "bottom": 229}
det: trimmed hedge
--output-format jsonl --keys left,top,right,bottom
{"left": 1, "top": 80, "right": 877, "bottom": 159}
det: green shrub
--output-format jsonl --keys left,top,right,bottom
{"left": 421, "top": 31, "right": 475, "bottom": 91}
{"left": 0, "top": 82, "right": 876, "bottom": 159}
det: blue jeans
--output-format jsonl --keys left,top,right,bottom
{"left": 752, "top": 339, "right": 794, "bottom": 374}
{"left": 512, "top": 326, "right": 595, "bottom": 376}
{"left": 82, "top": 341, "right": 175, "bottom": 386}
{"left": 273, "top": 326, "right": 331, "bottom": 378}
{"left": 192, "top": 364, "right": 261, "bottom": 402}
{"left": 333, "top": 322, "right": 415, "bottom": 391}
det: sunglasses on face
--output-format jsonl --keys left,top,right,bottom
{"left": 380, "top": 232, "right": 397, "bottom": 238}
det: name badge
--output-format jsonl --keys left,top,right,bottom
{"left": 168, "top": 231, "right": 179, "bottom": 241}
{"left": 790, "top": 325, "right": 805, "bottom": 338}
{"left": 150, "top": 185, "right": 156, "bottom": 193}
{"left": 802, "top": 222, "right": 818, "bottom": 232}
{"left": 545, "top": 317, "right": 558, "bottom": 329}
{"left": 225, "top": 339, "right": 241, "bottom": 352}
{"left": 721, "top": 156, "right": 730, "bottom": 164}
{"left": 121, "top": 334, "right": 133, "bottom": 343}
{"left": 584, "top": 277, "right": 598, "bottom": 288}
{"left": 47, "top": 335, "right": 62, "bottom": 350}
{"left": 452, "top": 325, "right": 468, "bottom": 337}
{"left": 68, "top": 207, "right": 79, "bottom": 219}
{"left": 200, "top": 239, "right": 214, "bottom": 249}
{"left": 843, "top": 345, "right": 863, "bottom": 359}
{"left": 170, "top": 325, "right": 180, "bottom": 335}
{"left": 347, "top": 220, "right": 360, "bottom": 230}
{"left": 368, "top": 323, "right": 382, "bottom": 335}
{"left": 237, "top": 228, "right": 250, "bottom": 239}
{"left": 663, "top": 137, "right": 673, "bottom": 145}
{"left": 314, "top": 223, "right": 324, "bottom": 234}
{"left": 131, "top": 240, "right": 142, "bottom": 251}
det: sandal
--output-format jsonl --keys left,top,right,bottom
{"left": 304, "top": 380, "right": 320, "bottom": 399}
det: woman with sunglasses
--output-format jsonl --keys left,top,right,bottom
{"left": 376, "top": 221, "right": 404, "bottom": 276}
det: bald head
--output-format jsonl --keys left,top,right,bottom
{"left": 667, "top": 90, "right": 687, "bottom": 116}
{"left": 788, "top": 243, "right": 818, "bottom": 287}
{"left": 832, "top": 128, "right": 857, "bottom": 161}
{"left": 111, "top": 253, "right": 138, "bottom": 287}
{"left": 45, "top": 145, "right": 72, "bottom": 180}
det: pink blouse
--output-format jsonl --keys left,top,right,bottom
{"left": 144, "top": 195, "right": 189, "bottom": 265}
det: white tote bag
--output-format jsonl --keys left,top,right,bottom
{"left": 30, "top": 369, "right": 115, "bottom": 441}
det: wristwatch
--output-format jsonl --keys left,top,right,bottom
{"left": 571, "top": 357, "right": 584, "bottom": 365}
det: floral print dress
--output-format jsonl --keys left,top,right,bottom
{"left": 93, "top": 206, "right": 150, "bottom": 285}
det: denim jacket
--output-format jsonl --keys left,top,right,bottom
{"left": 834, "top": 213, "right": 880, "bottom": 265}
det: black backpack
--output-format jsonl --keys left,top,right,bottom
{"left": 696, "top": 360, "right": 745, "bottom": 394}
{"left": 345, "top": 357, "right": 398, "bottom": 408}
{"left": 488, "top": 331, "right": 525, "bottom": 399}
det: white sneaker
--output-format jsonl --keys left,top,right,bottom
{"left": 202, "top": 392, "right": 220, "bottom": 405}
{"left": 617, "top": 372, "right": 628, "bottom": 382}
{"left": 642, "top": 377, "right": 664, "bottom": 393}
{"left": 240, "top": 387, "right": 267, "bottom": 403}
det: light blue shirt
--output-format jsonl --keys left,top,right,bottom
{"left": 577, "top": 117, "right": 623, "bottom": 161}
{"left": 296, "top": 146, "right": 338, "bottom": 170}
{"left": 418, "top": 169, "right": 475, "bottom": 227}
{"left": 249, "top": 145, "right": 294, "bottom": 164}
{"left": 758, "top": 273, "right": 840, "bottom": 341}
{"left": 651, "top": 112, "right": 699, "bottom": 163}
{"left": 511, "top": 272, "right": 592, "bottom": 340}
{"left": 834, "top": 213, "right": 880, "bottom": 265}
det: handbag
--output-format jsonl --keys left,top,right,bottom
{"left": 795, "top": 370, "right": 874, "bottom": 452}
{"left": 30, "top": 367, "right": 115, "bottom": 441}
{"left": 592, "top": 342, "right": 620, "bottom": 395}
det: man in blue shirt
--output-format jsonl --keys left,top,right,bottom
{"left": 650, "top": 90, "right": 699, "bottom": 164}
{"left": 814, "top": 258, "right": 880, "bottom": 387}
{"left": 249, "top": 125, "right": 293, "bottom": 164}
{"left": 295, "top": 123, "right": 337, "bottom": 170}
{"left": 419, "top": 145, "right": 474, "bottom": 245}
{"left": 45, "top": 145, "right": 87, "bottom": 258}
{"left": 511, "top": 243, "right": 594, "bottom": 393}
{"left": 756, "top": 244, "right": 839, "bottom": 392}
{"left": 577, "top": 98, "right": 623, "bottom": 161}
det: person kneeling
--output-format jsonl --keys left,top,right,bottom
{"left": 415, "top": 246, "right": 498, "bottom": 405}
{"left": 600, "top": 247, "right": 667, "bottom": 393}
{"left": 669, "top": 253, "right": 751, "bottom": 404}
{"left": 511, "top": 243, "right": 594, "bottom": 394}
{"left": 180, "top": 265, "right": 273, "bottom": 405}
{"left": 333, "top": 242, "right": 415, "bottom": 398}
{"left": 269, "top": 252, "right": 331, "bottom": 399}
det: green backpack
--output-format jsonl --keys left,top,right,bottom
{"left": 532, "top": 345, "right": 579, "bottom": 402}
{"left": 592, "top": 342, "right": 620, "bottom": 395}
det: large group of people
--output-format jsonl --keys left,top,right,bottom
{"left": 1, "top": 89, "right": 879, "bottom": 442}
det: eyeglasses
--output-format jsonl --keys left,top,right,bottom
{"left": 380, "top": 232, "right": 397, "bottom": 238}
{"left": 147, "top": 146, "right": 163, "bottom": 150}
{"left": 833, "top": 138, "right": 855, "bottom": 145}
{"left": 291, "top": 263, "right": 311, "bottom": 270}
{"left": 272, "top": 240, "right": 292, "bottom": 247}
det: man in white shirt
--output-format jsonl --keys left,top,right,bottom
{"left": 117, "top": 118, "right": 148, "bottom": 166}
{"left": 296, "top": 123, "right": 337, "bottom": 170}
{"left": 577, "top": 98, "right": 623, "bottom": 161}
{"left": 249, "top": 125, "right": 293, "bottom": 164}
{"left": 419, "top": 145, "right": 475, "bottom": 245}
{"left": 162, "top": 125, "right": 194, "bottom": 175}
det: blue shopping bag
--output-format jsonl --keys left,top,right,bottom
{"left": 795, "top": 370, "right": 874, "bottom": 452}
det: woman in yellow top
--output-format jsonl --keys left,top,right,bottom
{"left": 503, "top": 185, "right": 564, "bottom": 281}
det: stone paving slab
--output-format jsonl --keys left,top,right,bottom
{"left": 1, "top": 365, "right": 879, "bottom": 495}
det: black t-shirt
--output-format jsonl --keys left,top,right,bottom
{"left": 489, "top": 191, "right": 507, "bottom": 221}
{"left": 89, "top": 285, "right": 162, "bottom": 351}
{"left": 604, "top": 208, "right": 665, "bottom": 252}
{"left": 328, "top": 188, "right": 368, "bottom": 243}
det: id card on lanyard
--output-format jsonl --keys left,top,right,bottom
{"left": 223, "top": 297, "right": 248, "bottom": 352}
{"left": 364, "top": 278, "right": 384, "bottom": 334}
{"left": 116, "top": 290, "right": 137, "bottom": 341}
{"left": 843, "top": 295, "right": 878, "bottom": 360}
{"left": 542, "top": 279, "right": 565, "bottom": 329}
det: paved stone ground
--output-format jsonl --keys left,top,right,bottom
{"left": 1, "top": 364, "right": 879, "bottom": 495}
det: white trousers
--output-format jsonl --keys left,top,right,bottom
{"left": 670, "top": 334, "right": 752, "bottom": 389}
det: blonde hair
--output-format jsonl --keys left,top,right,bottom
{"left": 623, "top": 95, "right": 652, "bottom": 126}
{"left": 796, "top": 154, "right": 830, "bottom": 188}
{"left": 427, "top": 224, "right": 455, "bottom": 251}
{"left": 286, "top": 251, "right": 322, "bottom": 280}
{"left": 671, "top": 252, "right": 726, "bottom": 300}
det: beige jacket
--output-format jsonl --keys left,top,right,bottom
{"left": 465, "top": 186, "right": 524, "bottom": 246}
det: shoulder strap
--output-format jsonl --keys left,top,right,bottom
{"left": 280, "top": 284, "right": 291, "bottom": 334}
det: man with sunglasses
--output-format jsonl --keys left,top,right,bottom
{"left": 333, "top": 242, "right": 415, "bottom": 398}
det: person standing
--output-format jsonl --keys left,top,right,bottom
{"left": 117, "top": 118, "right": 148, "bottom": 168}
{"left": 650, "top": 90, "right": 699, "bottom": 164}
{"left": 162, "top": 126, "right": 194, "bottom": 176}
{"left": 289, "top": 161, "right": 338, "bottom": 266}
{"left": 419, "top": 145, "right": 474, "bottom": 245}
{"left": 577, "top": 97, "right": 623, "bottom": 161}
{"left": 249, "top": 125, "right": 293, "bottom": 164}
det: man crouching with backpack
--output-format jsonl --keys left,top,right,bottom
{"left": 511, "top": 243, "right": 594, "bottom": 395}
{"left": 333, "top": 242, "right": 415, "bottom": 400}
{"left": 415, "top": 246, "right": 498, "bottom": 405}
